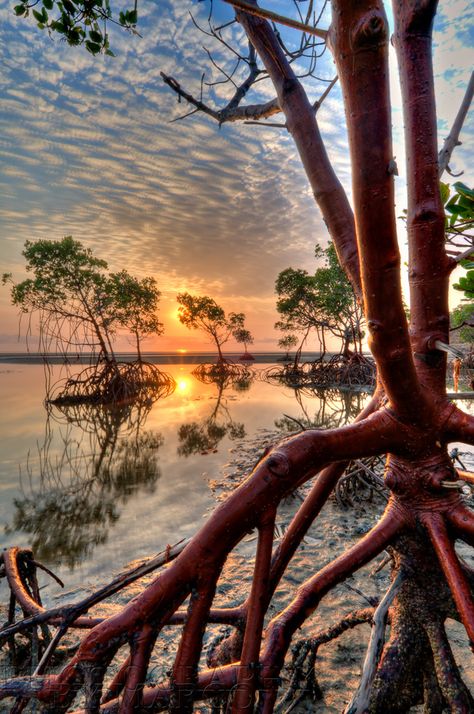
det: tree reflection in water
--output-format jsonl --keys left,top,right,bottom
{"left": 7, "top": 399, "right": 164, "bottom": 569}
{"left": 177, "top": 366, "right": 252, "bottom": 457}
{"left": 275, "top": 387, "right": 367, "bottom": 432}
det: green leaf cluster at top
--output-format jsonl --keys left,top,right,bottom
{"left": 275, "top": 241, "right": 363, "bottom": 352}
{"left": 450, "top": 302, "right": 474, "bottom": 344}
{"left": 13, "top": 0, "right": 140, "bottom": 55}
{"left": 442, "top": 181, "right": 474, "bottom": 228}
{"left": 177, "top": 293, "right": 250, "bottom": 361}
{"left": 2, "top": 236, "right": 163, "bottom": 362}
{"left": 442, "top": 181, "right": 474, "bottom": 299}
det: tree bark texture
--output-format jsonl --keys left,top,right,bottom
{"left": 1, "top": 1, "right": 473, "bottom": 712}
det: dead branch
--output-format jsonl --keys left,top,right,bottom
{"left": 223, "top": 0, "right": 328, "bottom": 39}
{"left": 438, "top": 70, "right": 474, "bottom": 177}
{"left": 276, "top": 607, "right": 375, "bottom": 712}
{"left": 0, "top": 540, "right": 189, "bottom": 643}
{"left": 344, "top": 571, "right": 404, "bottom": 714}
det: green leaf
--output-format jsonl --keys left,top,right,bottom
{"left": 62, "top": 0, "right": 76, "bottom": 14}
{"left": 89, "top": 29, "right": 102, "bottom": 42}
{"left": 457, "top": 194, "right": 474, "bottom": 209}
{"left": 32, "top": 9, "right": 44, "bottom": 22}
{"left": 43, "top": 0, "right": 54, "bottom": 9}
{"left": 453, "top": 182, "right": 474, "bottom": 200}
{"left": 127, "top": 9, "right": 137, "bottom": 23}
{"left": 14, "top": 4, "right": 26, "bottom": 15}
{"left": 439, "top": 181, "right": 450, "bottom": 205}
{"left": 51, "top": 20, "right": 65, "bottom": 32}
{"left": 446, "top": 204, "right": 469, "bottom": 216}
{"left": 85, "top": 40, "right": 101, "bottom": 53}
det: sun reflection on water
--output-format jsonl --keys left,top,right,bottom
{"left": 177, "top": 377, "right": 191, "bottom": 394}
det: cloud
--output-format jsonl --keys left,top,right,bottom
{"left": 0, "top": 0, "right": 472, "bottom": 348}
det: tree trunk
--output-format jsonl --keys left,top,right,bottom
{"left": 1, "top": 2, "right": 473, "bottom": 712}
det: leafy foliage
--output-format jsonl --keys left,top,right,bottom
{"left": 108, "top": 271, "right": 163, "bottom": 359}
{"left": 450, "top": 302, "right": 474, "bottom": 344}
{"left": 3, "top": 237, "right": 163, "bottom": 362}
{"left": 275, "top": 242, "right": 364, "bottom": 355}
{"left": 278, "top": 334, "right": 298, "bottom": 355}
{"left": 233, "top": 327, "right": 254, "bottom": 351}
{"left": 442, "top": 181, "right": 474, "bottom": 298}
{"left": 177, "top": 292, "right": 247, "bottom": 361}
{"left": 12, "top": 0, "right": 139, "bottom": 55}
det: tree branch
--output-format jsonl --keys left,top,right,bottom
{"left": 237, "top": 7, "right": 362, "bottom": 299}
{"left": 161, "top": 70, "right": 282, "bottom": 123}
{"left": 258, "top": 505, "right": 403, "bottom": 711}
{"left": 222, "top": 0, "right": 328, "bottom": 40}
{"left": 423, "top": 512, "right": 474, "bottom": 645}
{"left": 329, "top": 0, "right": 425, "bottom": 419}
{"left": 439, "top": 70, "right": 474, "bottom": 178}
{"left": 392, "top": 0, "right": 452, "bottom": 394}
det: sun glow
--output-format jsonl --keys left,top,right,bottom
{"left": 177, "top": 377, "right": 191, "bottom": 394}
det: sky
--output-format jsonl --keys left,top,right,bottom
{"left": 0, "top": 0, "right": 472, "bottom": 354}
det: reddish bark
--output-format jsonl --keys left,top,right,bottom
{"left": 1, "top": 0, "right": 474, "bottom": 711}
{"left": 236, "top": 7, "right": 362, "bottom": 299}
{"left": 392, "top": 0, "right": 453, "bottom": 394}
{"left": 328, "top": 0, "right": 426, "bottom": 419}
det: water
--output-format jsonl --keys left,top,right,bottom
{"left": 0, "top": 358, "right": 369, "bottom": 598}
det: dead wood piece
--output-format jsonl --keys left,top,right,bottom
{"left": 344, "top": 572, "right": 403, "bottom": 714}
{"left": 0, "top": 539, "right": 190, "bottom": 644}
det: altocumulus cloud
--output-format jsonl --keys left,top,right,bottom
{"left": 0, "top": 0, "right": 472, "bottom": 349}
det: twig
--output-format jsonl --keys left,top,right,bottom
{"left": 223, "top": 0, "right": 328, "bottom": 39}
{"left": 281, "top": 414, "right": 307, "bottom": 430}
{"left": 0, "top": 539, "right": 190, "bottom": 642}
{"left": 438, "top": 70, "right": 474, "bottom": 177}
{"left": 312, "top": 75, "right": 338, "bottom": 112}
{"left": 370, "top": 553, "right": 392, "bottom": 575}
{"left": 453, "top": 245, "right": 474, "bottom": 264}
{"left": 31, "top": 560, "right": 64, "bottom": 588}
{"left": 244, "top": 120, "right": 287, "bottom": 128}
{"left": 276, "top": 608, "right": 374, "bottom": 712}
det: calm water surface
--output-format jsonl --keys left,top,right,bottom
{"left": 0, "top": 360, "right": 370, "bottom": 597}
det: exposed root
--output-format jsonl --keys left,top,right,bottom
{"left": 192, "top": 360, "right": 254, "bottom": 388}
{"left": 47, "top": 361, "right": 175, "bottom": 406}
{"left": 263, "top": 354, "right": 376, "bottom": 391}
{"left": 335, "top": 455, "right": 387, "bottom": 508}
{"left": 276, "top": 607, "right": 374, "bottom": 712}
{"left": 1, "top": 414, "right": 474, "bottom": 712}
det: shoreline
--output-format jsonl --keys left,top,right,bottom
{"left": 0, "top": 351, "right": 324, "bottom": 366}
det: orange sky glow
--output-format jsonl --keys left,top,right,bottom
{"left": 0, "top": 1, "right": 472, "bottom": 355}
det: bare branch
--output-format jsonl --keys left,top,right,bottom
{"left": 453, "top": 246, "right": 474, "bottom": 263}
{"left": 313, "top": 75, "right": 338, "bottom": 112}
{"left": 161, "top": 70, "right": 282, "bottom": 123}
{"left": 161, "top": 73, "right": 220, "bottom": 121}
{"left": 439, "top": 71, "right": 474, "bottom": 177}
{"left": 244, "top": 120, "right": 287, "bottom": 128}
{"left": 222, "top": 0, "right": 328, "bottom": 40}
{"left": 344, "top": 572, "right": 404, "bottom": 714}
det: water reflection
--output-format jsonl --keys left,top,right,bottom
{"left": 7, "top": 400, "right": 164, "bottom": 569}
{"left": 276, "top": 388, "right": 366, "bottom": 432}
{"left": 0, "top": 362, "right": 373, "bottom": 582}
{"left": 177, "top": 369, "right": 249, "bottom": 456}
